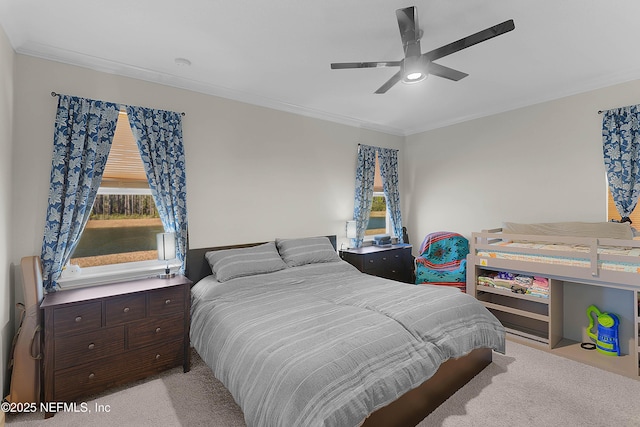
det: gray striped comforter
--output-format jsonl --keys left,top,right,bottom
{"left": 190, "top": 260, "right": 504, "bottom": 427}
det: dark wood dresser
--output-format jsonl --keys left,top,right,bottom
{"left": 340, "top": 244, "right": 414, "bottom": 283}
{"left": 41, "top": 275, "right": 191, "bottom": 415}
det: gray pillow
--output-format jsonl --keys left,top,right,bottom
{"left": 275, "top": 237, "right": 340, "bottom": 267}
{"left": 205, "top": 242, "right": 287, "bottom": 282}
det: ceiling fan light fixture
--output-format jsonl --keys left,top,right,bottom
{"left": 403, "top": 71, "right": 427, "bottom": 83}
{"left": 401, "top": 55, "right": 427, "bottom": 84}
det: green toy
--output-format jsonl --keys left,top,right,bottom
{"left": 586, "top": 304, "right": 620, "bottom": 356}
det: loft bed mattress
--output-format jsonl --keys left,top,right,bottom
{"left": 190, "top": 260, "right": 505, "bottom": 427}
{"left": 477, "top": 241, "right": 640, "bottom": 274}
{"left": 471, "top": 225, "right": 640, "bottom": 284}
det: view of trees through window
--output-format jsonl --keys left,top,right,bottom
{"left": 70, "top": 194, "right": 162, "bottom": 268}
{"left": 90, "top": 194, "right": 158, "bottom": 219}
{"left": 366, "top": 194, "right": 387, "bottom": 235}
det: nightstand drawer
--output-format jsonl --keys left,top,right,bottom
{"left": 54, "top": 326, "right": 125, "bottom": 370}
{"left": 54, "top": 339, "right": 184, "bottom": 402}
{"left": 149, "top": 286, "right": 184, "bottom": 316}
{"left": 128, "top": 313, "right": 184, "bottom": 348}
{"left": 369, "top": 268, "right": 407, "bottom": 282}
{"left": 105, "top": 293, "right": 146, "bottom": 326}
{"left": 362, "top": 252, "right": 404, "bottom": 273}
{"left": 53, "top": 302, "right": 102, "bottom": 335}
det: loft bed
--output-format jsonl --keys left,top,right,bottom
{"left": 468, "top": 222, "right": 640, "bottom": 380}
{"left": 186, "top": 235, "right": 504, "bottom": 427}
{"left": 468, "top": 222, "right": 640, "bottom": 290}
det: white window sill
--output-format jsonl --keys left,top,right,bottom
{"left": 57, "top": 259, "right": 182, "bottom": 290}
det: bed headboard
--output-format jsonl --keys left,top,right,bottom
{"left": 185, "top": 235, "right": 337, "bottom": 284}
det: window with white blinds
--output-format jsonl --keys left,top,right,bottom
{"left": 69, "top": 110, "right": 162, "bottom": 268}
{"left": 99, "top": 111, "right": 149, "bottom": 193}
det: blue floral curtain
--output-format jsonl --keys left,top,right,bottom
{"left": 352, "top": 144, "right": 377, "bottom": 247}
{"left": 602, "top": 105, "right": 640, "bottom": 221}
{"left": 377, "top": 147, "right": 404, "bottom": 243}
{"left": 126, "top": 106, "right": 188, "bottom": 273}
{"left": 41, "top": 95, "right": 120, "bottom": 291}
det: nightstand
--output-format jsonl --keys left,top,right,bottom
{"left": 41, "top": 275, "right": 192, "bottom": 416}
{"left": 340, "top": 244, "right": 414, "bottom": 283}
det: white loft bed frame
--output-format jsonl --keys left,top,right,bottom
{"left": 468, "top": 228, "right": 640, "bottom": 290}
{"left": 467, "top": 227, "right": 640, "bottom": 380}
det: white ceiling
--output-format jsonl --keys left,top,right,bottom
{"left": 2, "top": 0, "right": 640, "bottom": 136}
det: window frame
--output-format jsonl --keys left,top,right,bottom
{"left": 363, "top": 191, "right": 392, "bottom": 240}
{"left": 59, "top": 110, "right": 172, "bottom": 288}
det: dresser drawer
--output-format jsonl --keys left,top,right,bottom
{"left": 54, "top": 339, "right": 185, "bottom": 402}
{"left": 362, "top": 250, "right": 404, "bottom": 273}
{"left": 53, "top": 301, "right": 102, "bottom": 336}
{"left": 128, "top": 313, "right": 184, "bottom": 349}
{"left": 105, "top": 293, "right": 146, "bottom": 326}
{"left": 54, "top": 326, "right": 125, "bottom": 370}
{"left": 149, "top": 286, "right": 184, "bottom": 316}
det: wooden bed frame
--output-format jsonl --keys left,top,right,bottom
{"left": 185, "top": 236, "right": 494, "bottom": 427}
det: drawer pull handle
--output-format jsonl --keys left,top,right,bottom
{"left": 368, "top": 260, "right": 374, "bottom": 263}
{"left": 123, "top": 307, "right": 130, "bottom": 313}
{"left": 382, "top": 257, "right": 387, "bottom": 261}
{"left": 75, "top": 316, "right": 82, "bottom": 323}
{"left": 165, "top": 299, "right": 171, "bottom": 305}
{"left": 155, "top": 354, "right": 161, "bottom": 360}
{"left": 88, "top": 373, "right": 95, "bottom": 380}
{"left": 88, "top": 343, "right": 95, "bottom": 350}
{"left": 155, "top": 327, "right": 161, "bottom": 333}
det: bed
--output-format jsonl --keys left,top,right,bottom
{"left": 467, "top": 222, "right": 640, "bottom": 380}
{"left": 469, "top": 221, "right": 640, "bottom": 288}
{"left": 186, "top": 236, "right": 505, "bottom": 427}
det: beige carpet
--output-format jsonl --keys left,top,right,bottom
{"left": 6, "top": 341, "right": 640, "bottom": 426}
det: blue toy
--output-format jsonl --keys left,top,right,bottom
{"left": 586, "top": 305, "right": 620, "bottom": 356}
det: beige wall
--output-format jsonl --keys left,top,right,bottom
{"left": 0, "top": 24, "right": 14, "bottom": 396}
{"left": 11, "top": 55, "right": 403, "bottom": 262}
{"left": 403, "top": 79, "right": 640, "bottom": 246}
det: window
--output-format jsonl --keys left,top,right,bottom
{"left": 606, "top": 184, "right": 640, "bottom": 225}
{"left": 365, "top": 154, "right": 390, "bottom": 236}
{"left": 69, "top": 111, "right": 162, "bottom": 268}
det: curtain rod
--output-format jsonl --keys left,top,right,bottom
{"left": 51, "top": 91, "right": 186, "bottom": 116}
{"left": 357, "top": 143, "right": 399, "bottom": 151}
{"left": 598, "top": 102, "right": 640, "bottom": 115}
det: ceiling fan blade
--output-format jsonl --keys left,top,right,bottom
{"left": 423, "top": 19, "right": 515, "bottom": 62}
{"left": 374, "top": 70, "right": 403, "bottom": 94}
{"left": 331, "top": 61, "right": 401, "bottom": 69}
{"left": 427, "top": 62, "right": 468, "bottom": 81}
{"left": 396, "top": 6, "right": 420, "bottom": 47}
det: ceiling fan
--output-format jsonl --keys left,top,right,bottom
{"left": 330, "top": 6, "right": 515, "bottom": 94}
